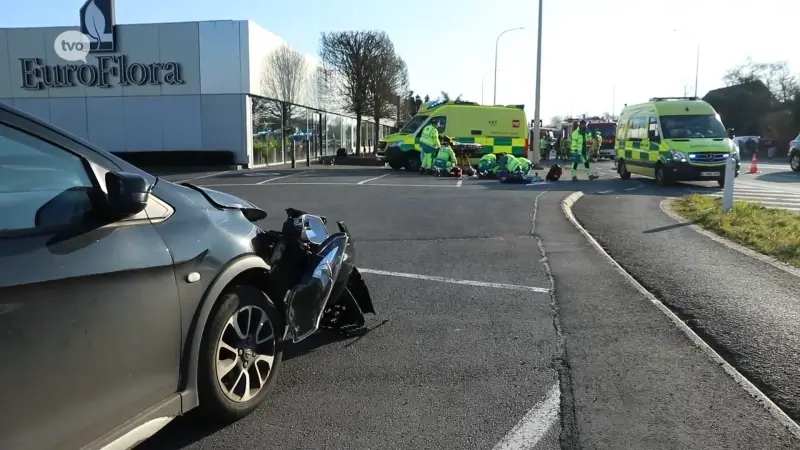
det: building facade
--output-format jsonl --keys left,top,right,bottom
{"left": 0, "top": 14, "right": 394, "bottom": 167}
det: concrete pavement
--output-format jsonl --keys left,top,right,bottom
{"left": 139, "top": 166, "right": 800, "bottom": 449}
{"left": 571, "top": 176, "right": 800, "bottom": 423}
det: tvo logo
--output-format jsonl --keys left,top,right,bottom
{"left": 54, "top": 30, "right": 91, "bottom": 63}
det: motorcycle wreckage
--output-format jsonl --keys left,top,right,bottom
{"left": 256, "top": 208, "right": 377, "bottom": 342}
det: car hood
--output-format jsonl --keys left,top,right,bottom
{"left": 665, "top": 138, "right": 733, "bottom": 153}
{"left": 182, "top": 183, "right": 267, "bottom": 222}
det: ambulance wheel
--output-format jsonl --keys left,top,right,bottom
{"left": 404, "top": 153, "right": 421, "bottom": 172}
{"left": 655, "top": 164, "right": 669, "bottom": 186}
{"left": 618, "top": 160, "right": 631, "bottom": 180}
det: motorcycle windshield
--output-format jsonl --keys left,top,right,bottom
{"left": 286, "top": 233, "right": 349, "bottom": 342}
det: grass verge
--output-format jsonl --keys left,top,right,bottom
{"left": 671, "top": 194, "right": 800, "bottom": 268}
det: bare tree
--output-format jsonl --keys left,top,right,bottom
{"left": 320, "top": 30, "right": 391, "bottom": 156}
{"left": 548, "top": 116, "right": 564, "bottom": 127}
{"left": 365, "top": 33, "right": 408, "bottom": 149}
{"left": 723, "top": 59, "right": 799, "bottom": 103}
{"left": 307, "top": 65, "right": 333, "bottom": 111}
{"left": 261, "top": 44, "right": 308, "bottom": 129}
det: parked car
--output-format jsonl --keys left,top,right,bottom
{"left": 0, "top": 102, "right": 375, "bottom": 450}
{"left": 789, "top": 133, "right": 800, "bottom": 172}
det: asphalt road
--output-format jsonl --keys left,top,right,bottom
{"left": 571, "top": 164, "right": 800, "bottom": 424}
{"left": 138, "top": 164, "right": 799, "bottom": 449}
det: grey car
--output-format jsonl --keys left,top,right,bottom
{"left": 0, "top": 102, "right": 375, "bottom": 450}
{"left": 789, "top": 133, "right": 800, "bottom": 172}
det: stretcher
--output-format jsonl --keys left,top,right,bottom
{"left": 451, "top": 142, "right": 483, "bottom": 177}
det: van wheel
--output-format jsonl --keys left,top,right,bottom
{"left": 404, "top": 152, "right": 421, "bottom": 172}
{"left": 618, "top": 160, "right": 631, "bottom": 180}
{"left": 197, "top": 285, "right": 283, "bottom": 422}
{"left": 655, "top": 164, "right": 668, "bottom": 186}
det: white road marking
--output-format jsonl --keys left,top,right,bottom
{"left": 563, "top": 192, "right": 800, "bottom": 441}
{"left": 597, "top": 189, "right": 614, "bottom": 194}
{"left": 256, "top": 171, "right": 311, "bottom": 184}
{"left": 357, "top": 174, "right": 390, "bottom": 184}
{"left": 359, "top": 268, "right": 550, "bottom": 293}
{"left": 624, "top": 187, "right": 637, "bottom": 191}
{"left": 493, "top": 383, "right": 560, "bottom": 450}
{"left": 456, "top": 179, "right": 463, "bottom": 187}
{"left": 175, "top": 170, "right": 232, "bottom": 183}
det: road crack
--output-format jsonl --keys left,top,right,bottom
{"left": 531, "top": 189, "right": 581, "bottom": 449}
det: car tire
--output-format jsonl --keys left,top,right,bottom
{"left": 618, "top": 160, "right": 631, "bottom": 180}
{"left": 655, "top": 164, "right": 668, "bottom": 186}
{"left": 197, "top": 285, "right": 284, "bottom": 422}
{"left": 404, "top": 152, "right": 421, "bottom": 172}
{"left": 791, "top": 152, "right": 800, "bottom": 172}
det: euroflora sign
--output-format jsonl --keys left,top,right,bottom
{"left": 20, "top": 56, "right": 183, "bottom": 90}
{"left": 19, "top": 0, "right": 184, "bottom": 90}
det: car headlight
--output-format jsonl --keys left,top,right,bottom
{"left": 670, "top": 150, "right": 688, "bottom": 161}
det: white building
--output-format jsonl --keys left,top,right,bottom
{"left": 0, "top": 4, "right": 394, "bottom": 168}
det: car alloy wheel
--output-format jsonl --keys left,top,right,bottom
{"left": 216, "top": 305, "right": 276, "bottom": 403}
{"left": 791, "top": 153, "right": 800, "bottom": 172}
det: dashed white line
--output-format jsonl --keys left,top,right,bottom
{"left": 359, "top": 268, "right": 550, "bottom": 293}
{"left": 256, "top": 170, "right": 311, "bottom": 184}
{"left": 493, "top": 383, "right": 561, "bottom": 450}
{"left": 357, "top": 174, "right": 390, "bottom": 184}
{"left": 456, "top": 179, "right": 463, "bottom": 187}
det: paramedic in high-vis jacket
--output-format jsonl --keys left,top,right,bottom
{"left": 570, "top": 120, "right": 599, "bottom": 181}
{"left": 419, "top": 121, "right": 441, "bottom": 172}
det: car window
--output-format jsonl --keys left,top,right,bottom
{"left": 0, "top": 123, "right": 96, "bottom": 233}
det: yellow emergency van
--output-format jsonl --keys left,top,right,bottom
{"left": 377, "top": 100, "right": 528, "bottom": 171}
{"left": 615, "top": 97, "right": 740, "bottom": 186}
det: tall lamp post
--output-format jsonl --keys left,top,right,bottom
{"left": 530, "top": 0, "right": 544, "bottom": 169}
{"left": 671, "top": 29, "right": 700, "bottom": 96}
{"left": 493, "top": 27, "right": 524, "bottom": 105}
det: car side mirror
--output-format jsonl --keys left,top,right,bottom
{"left": 105, "top": 172, "right": 151, "bottom": 219}
{"left": 727, "top": 128, "right": 735, "bottom": 139}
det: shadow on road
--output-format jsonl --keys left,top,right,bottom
{"left": 753, "top": 171, "right": 800, "bottom": 184}
{"left": 643, "top": 221, "right": 695, "bottom": 234}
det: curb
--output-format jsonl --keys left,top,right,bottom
{"left": 659, "top": 199, "right": 800, "bottom": 278}
{"left": 561, "top": 191, "right": 800, "bottom": 440}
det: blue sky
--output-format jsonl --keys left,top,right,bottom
{"left": 3, "top": 0, "right": 798, "bottom": 121}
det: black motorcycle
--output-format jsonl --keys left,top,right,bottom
{"left": 257, "top": 208, "right": 376, "bottom": 342}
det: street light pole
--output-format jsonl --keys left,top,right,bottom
{"left": 530, "top": 0, "right": 544, "bottom": 169}
{"left": 694, "top": 43, "right": 700, "bottom": 97}
{"left": 493, "top": 27, "right": 524, "bottom": 105}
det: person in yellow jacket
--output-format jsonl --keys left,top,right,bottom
{"left": 570, "top": 120, "right": 599, "bottom": 181}
{"left": 419, "top": 121, "right": 441, "bottom": 173}
{"left": 432, "top": 141, "right": 458, "bottom": 173}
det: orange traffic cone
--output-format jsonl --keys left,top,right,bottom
{"left": 748, "top": 152, "right": 760, "bottom": 174}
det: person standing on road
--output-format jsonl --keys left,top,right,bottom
{"left": 570, "top": 120, "right": 599, "bottom": 181}
{"left": 419, "top": 120, "right": 441, "bottom": 173}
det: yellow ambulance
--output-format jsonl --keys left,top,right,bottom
{"left": 615, "top": 97, "right": 740, "bottom": 186}
{"left": 377, "top": 100, "right": 528, "bottom": 171}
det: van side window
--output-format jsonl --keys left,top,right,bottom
{"left": 648, "top": 117, "right": 660, "bottom": 140}
{"left": 430, "top": 116, "right": 447, "bottom": 134}
{"left": 629, "top": 116, "right": 647, "bottom": 141}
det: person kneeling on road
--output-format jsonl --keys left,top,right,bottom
{"left": 570, "top": 120, "right": 599, "bottom": 181}
{"left": 433, "top": 141, "right": 458, "bottom": 173}
{"left": 516, "top": 156, "right": 531, "bottom": 175}
{"left": 478, "top": 153, "right": 498, "bottom": 176}
{"left": 419, "top": 121, "right": 441, "bottom": 172}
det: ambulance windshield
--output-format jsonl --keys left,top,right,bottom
{"left": 660, "top": 114, "right": 727, "bottom": 139}
{"left": 399, "top": 115, "right": 429, "bottom": 134}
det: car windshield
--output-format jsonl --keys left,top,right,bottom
{"left": 588, "top": 124, "right": 616, "bottom": 137}
{"left": 399, "top": 115, "right": 428, "bottom": 134}
{"left": 660, "top": 114, "right": 727, "bottom": 139}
